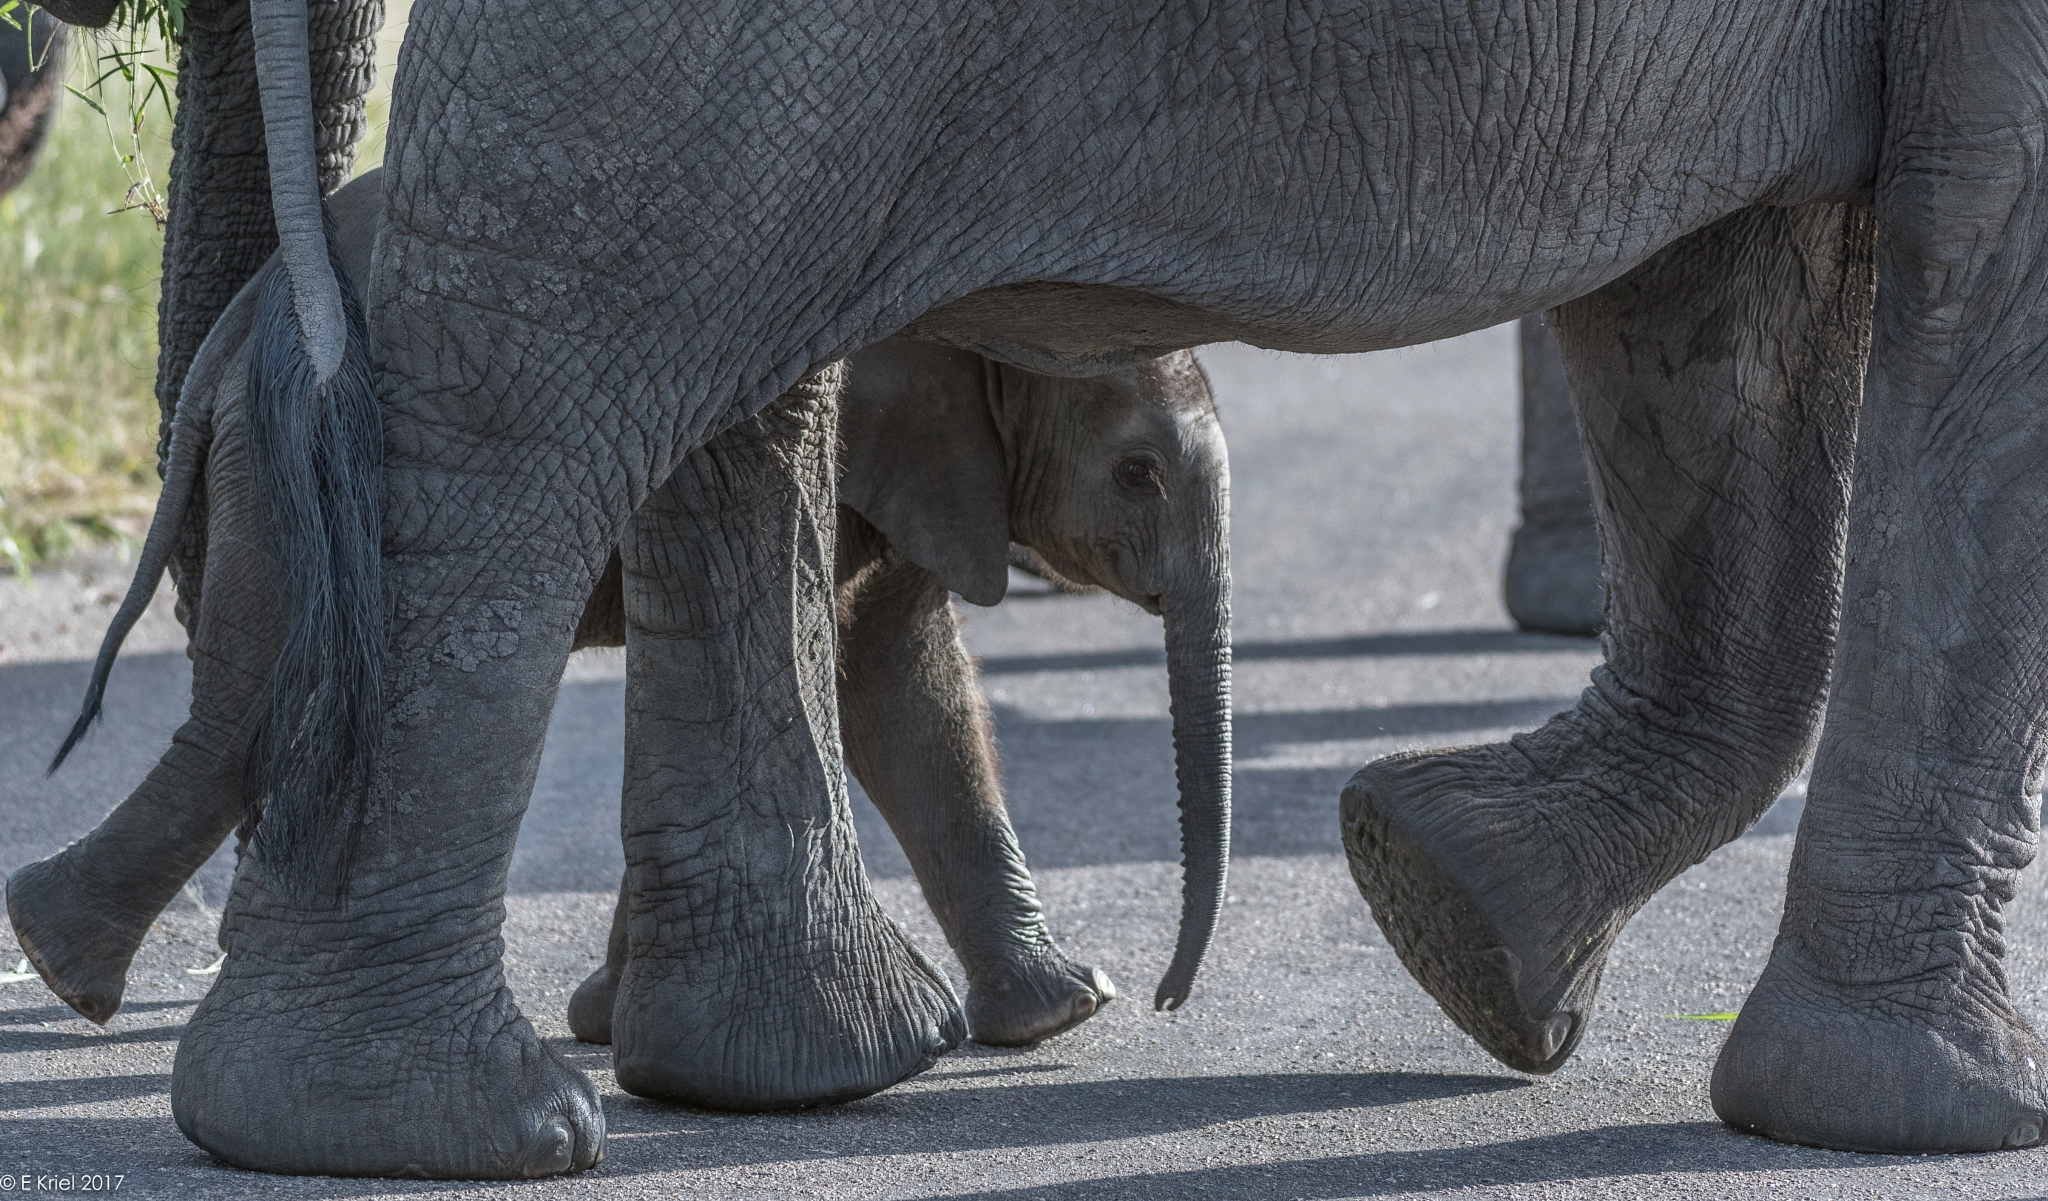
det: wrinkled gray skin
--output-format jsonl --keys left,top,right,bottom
{"left": 0, "top": 9, "right": 63, "bottom": 197}
{"left": 567, "top": 336, "right": 1230, "bottom": 1050}
{"left": 11, "top": 171, "right": 1228, "bottom": 1072}
{"left": 6, "top": 169, "right": 394, "bottom": 1030}
{"left": 37, "top": 0, "right": 2048, "bottom": 1176}
{"left": 1504, "top": 316, "right": 1605, "bottom": 636}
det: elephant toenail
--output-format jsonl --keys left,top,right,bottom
{"left": 518, "top": 1117, "right": 575, "bottom": 1177}
{"left": 1537, "top": 1014, "right": 1572, "bottom": 1062}
{"left": 2004, "top": 1118, "right": 2043, "bottom": 1149}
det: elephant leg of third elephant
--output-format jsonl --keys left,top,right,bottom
{"left": 7, "top": 343, "right": 276, "bottom": 1024}
{"left": 836, "top": 543, "right": 1114, "bottom": 1046}
{"left": 565, "top": 874, "right": 629, "bottom": 1044}
{"left": 1345, "top": 202, "right": 1873, "bottom": 1074}
{"left": 1503, "top": 314, "right": 1604, "bottom": 636}
{"left": 611, "top": 369, "right": 966, "bottom": 1109}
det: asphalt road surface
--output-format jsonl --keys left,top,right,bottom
{"left": 6, "top": 329, "right": 2047, "bottom": 1199}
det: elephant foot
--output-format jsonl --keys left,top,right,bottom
{"left": 5, "top": 854, "right": 155, "bottom": 1025}
{"left": 965, "top": 951, "right": 1115, "bottom": 1047}
{"left": 612, "top": 895, "right": 965, "bottom": 1110}
{"left": 1341, "top": 742, "right": 1652, "bottom": 1074}
{"left": 566, "top": 961, "right": 619, "bottom": 1044}
{"left": 172, "top": 942, "right": 604, "bottom": 1178}
{"left": 1712, "top": 944, "right": 2048, "bottom": 1153}
{"left": 1503, "top": 522, "right": 1604, "bottom": 636}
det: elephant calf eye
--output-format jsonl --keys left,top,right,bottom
{"left": 1115, "top": 453, "right": 1165, "bottom": 494}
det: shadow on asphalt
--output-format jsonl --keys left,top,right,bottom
{"left": 998, "top": 697, "right": 1579, "bottom": 749}
{"left": 0, "top": 1071, "right": 171, "bottom": 1110}
{"left": 3, "top": 651, "right": 1580, "bottom": 887}
{"left": 0, "top": 999, "right": 194, "bottom": 1025}
{"left": 982, "top": 697, "right": 1577, "bottom": 872}
{"left": 594, "top": 1071, "right": 1529, "bottom": 1168}
{"left": 0, "top": 1022, "right": 185, "bottom": 1054}
{"left": 976, "top": 628, "right": 1597, "bottom": 675}
{"left": 508, "top": 681, "right": 1581, "bottom": 890}
{"left": 907, "top": 1121, "right": 1887, "bottom": 1198}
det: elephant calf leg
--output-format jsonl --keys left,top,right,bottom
{"left": 1344, "top": 203, "right": 1872, "bottom": 1073}
{"left": 8, "top": 718, "right": 246, "bottom": 1023}
{"left": 8, "top": 375, "right": 279, "bottom": 1023}
{"left": 837, "top": 548, "right": 1113, "bottom": 1045}
{"left": 609, "top": 371, "right": 965, "bottom": 1108}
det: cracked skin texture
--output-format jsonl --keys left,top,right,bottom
{"left": 571, "top": 340, "right": 1229, "bottom": 1050}
{"left": 357, "top": 0, "right": 2048, "bottom": 1160}
{"left": 32, "top": 0, "right": 2048, "bottom": 1174}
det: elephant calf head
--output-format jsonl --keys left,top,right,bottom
{"left": 837, "top": 340, "right": 1230, "bottom": 621}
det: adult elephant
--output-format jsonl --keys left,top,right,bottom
{"left": 43, "top": 0, "right": 2048, "bottom": 1178}
{"left": 24, "top": 161, "right": 1230, "bottom": 1106}
{"left": 13, "top": 172, "right": 1234, "bottom": 1061}
{"left": 0, "top": 8, "right": 63, "bottom": 197}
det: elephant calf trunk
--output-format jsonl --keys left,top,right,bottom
{"left": 1155, "top": 582, "right": 1232, "bottom": 1009}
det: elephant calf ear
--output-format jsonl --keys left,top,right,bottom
{"left": 838, "top": 340, "right": 1012, "bottom": 606}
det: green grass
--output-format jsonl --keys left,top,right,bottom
{"left": 0, "top": 27, "right": 173, "bottom": 575}
{"left": 0, "top": 5, "right": 406, "bottom": 574}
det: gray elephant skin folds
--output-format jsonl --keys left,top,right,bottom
{"left": 13, "top": 0, "right": 2048, "bottom": 1179}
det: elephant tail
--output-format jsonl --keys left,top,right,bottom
{"left": 241, "top": 0, "right": 384, "bottom": 891}
{"left": 46, "top": 252, "right": 269, "bottom": 775}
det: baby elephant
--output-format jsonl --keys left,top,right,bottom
{"left": 9, "top": 171, "right": 1234, "bottom": 1051}
{"left": 564, "top": 338, "right": 1231, "bottom": 1045}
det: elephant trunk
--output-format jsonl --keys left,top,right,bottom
{"left": 1154, "top": 567, "right": 1233, "bottom": 1010}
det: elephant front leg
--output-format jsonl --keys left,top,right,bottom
{"left": 1712, "top": 8, "right": 2048, "bottom": 1154}
{"left": 836, "top": 546, "right": 1113, "bottom": 1046}
{"left": 611, "top": 370, "right": 966, "bottom": 1108}
{"left": 1344, "top": 202, "right": 1873, "bottom": 1073}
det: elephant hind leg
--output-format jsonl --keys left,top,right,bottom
{"left": 8, "top": 717, "right": 247, "bottom": 1025}
{"left": 610, "top": 369, "right": 966, "bottom": 1108}
{"left": 1344, "top": 201, "right": 1874, "bottom": 1074}
{"left": 170, "top": 352, "right": 608, "bottom": 1179}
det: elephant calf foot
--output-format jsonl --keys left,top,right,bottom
{"left": 1712, "top": 944, "right": 2048, "bottom": 1153}
{"left": 1340, "top": 725, "right": 1784, "bottom": 1074}
{"left": 172, "top": 942, "right": 605, "bottom": 1178}
{"left": 612, "top": 893, "right": 965, "bottom": 1110}
{"left": 6, "top": 855, "right": 160, "bottom": 1024}
{"left": 964, "top": 949, "right": 1115, "bottom": 1047}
